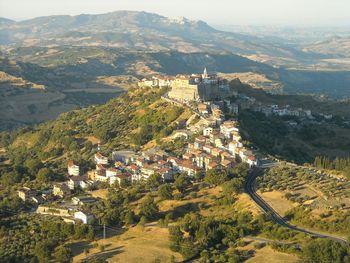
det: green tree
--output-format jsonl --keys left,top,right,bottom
{"left": 223, "top": 178, "right": 245, "bottom": 195}
{"left": 233, "top": 163, "right": 250, "bottom": 178}
{"left": 204, "top": 169, "right": 227, "bottom": 186}
{"left": 139, "top": 196, "right": 159, "bottom": 220}
{"left": 123, "top": 210, "right": 135, "bottom": 226}
{"left": 169, "top": 226, "right": 183, "bottom": 252}
{"left": 174, "top": 174, "right": 190, "bottom": 193}
{"left": 302, "top": 239, "right": 349, "bottom": 263}
{"left": 34, "top": 241, "right": 52, "bottom": 263}
{"left": 25, "top": 158, "right": 43, "bottom": 175}
{"left": 147, "top": 174, "right": 163, "bottom": 189}
{"left": 53, "top": 246, "right": 72, "bottom": 263}
{"left": 158, "top": 184, "right": 173, "bottom": 200}
{"left": 36, "top": 168, "right": 53, "bottom": 183}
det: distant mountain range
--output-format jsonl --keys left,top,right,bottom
{"left": 0, "top": 11, "right": 310, "bottom": 61}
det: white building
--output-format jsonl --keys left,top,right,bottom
{"left": 106, "top": 168, "right": 119, "bottom": 178}
{"left": 67, "top": 161, "right": 80, "bottom": 176}
{"left": 74, "top": 211, "right": 94, "bottom": 224}
{"left": 94, "top": 152, "right": 108, "bottom": 165}
{"left": 203, "top": 127, "right": 213, "bottom": 137}
{"left": 112, "top": 150, "right": 137, "bottom": 164}
{"left": 220, "top": 121, "right": 239, "bottom": 138}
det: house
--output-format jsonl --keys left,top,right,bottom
{"left": 228, "top": 141, "right": 238, "bottom": 155}
{"left": 203, "top": 144, "right": 214, "bottom": 155}
{"left": 177, "top": 160, "right": 201, "bottom": 176}
{"left": 74, "top": 211, "right": 94, "bottom": 224}
{"left": 220, "top": 121, "right": 239, "bottom": 138}
{"left": 110, "top": 173, "right": 132, "bottom": 186}
{"left": 53, "top": 184, "right": 71, "bottom": 198}
{"left": 67, "top": 175, "right": 88, "bottom": 190}
{"left": 94, "top": 152, "right": 108, "bottom": 165}
{"left": 194, "top": 136, "right": 207, "bottom": 149}
{"left": 214, "top": 138, "right": 224, "bottom": 148}
{"left": 211, "top": 147, "right": 223, "bottom": 157}
{"left": 72, "top": 196, "right": 98, "bottom": 206}
{"left": 156, "top": 167, "right": 173, "bottom": 181}
{"left": 17, "top": 187, "right": 37, "bottom": 202}
{"left": 67, "top": 161, "right": 80, "bottom": 176}
{"left": 136, "top": 157, "right": 148, "bottom": 167}
{"left": 203, "top": 127, "right": 213, "bottom": 137}
{"left": 198, "top": 103, "right": 209, "bottom": 115}
{"left": 221, "top": 159, "right": 234, "bottom": 169}
{"left": 207, "top": 161, "right": 220, "bottom": 170}
{"left": 112, "top": 150, "right": 137, "bottom": 164}
{"left": 204, "top": 155, "right": 220, "bottom": 170}
{"left": 247, "top": 155, "right": 258, "bottom": 167}
{"left": 183, "top": 152, "right": 194, "bottom": 160}
{"left": 106, "top": 168, "right": 119, "bottom": 178}
{"left": 142, "top": 148, "right": 167, "bottom": 162}
{"left": 231, "top": 132, "right": 242, "bottom": 142}
{"left": 96, "top": 164, "right": 108, "bottom": 173}
{"left": 126, "top": 164, "right": 140, "bottom": 174}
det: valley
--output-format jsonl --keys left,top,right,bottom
{"left": 0, "top": 8, "right": 350, "bottom": 263}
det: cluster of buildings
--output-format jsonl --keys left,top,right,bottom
{"left": 251, "top": 103, "right": 314, "bottom": 119}
{"left": 139, "top": 68, "right": 236, "bottom": 102}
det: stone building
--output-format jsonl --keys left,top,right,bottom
{"left": 168, "top": 68, "right": 231, "bottom": 102}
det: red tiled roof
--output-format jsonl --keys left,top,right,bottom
{"left": 68, "top": 160, "right": 78, "bottom": 167}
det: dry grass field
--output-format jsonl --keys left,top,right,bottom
{"left": 246, "top": 246, "right": 299, "bottom": 263}
{"left": 89, "top": 189, "right": 109, "bottom": 200}
{"left": 71, "top": 225, "right": 182, "bottom": 263}
{"left": 258, "top": 190, "right": 296, "bottom": 216}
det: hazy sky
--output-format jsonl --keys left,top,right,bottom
{"left": 0, "top": 0, "right": 349, "bottom": 26}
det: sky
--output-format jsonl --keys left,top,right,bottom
{"left": 0, "top": 0, "right": 349, "bottom": 26}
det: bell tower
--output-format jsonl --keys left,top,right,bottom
{"left": 203, "top": 67, "right": 208, "bottom": 79}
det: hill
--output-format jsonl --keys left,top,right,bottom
{"left": 303, "top": 36, "right": 350, "bottom": 57}
{"left": 0, "top": 48, "right": 278, "bottom": 130}
{"left": 0, "top": 86, "right": 190, "bottom": 183}
{"left": 0, "top": 11, "right": 307, "bottom": 60}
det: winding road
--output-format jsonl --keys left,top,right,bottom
{"left": 244, "top": 169, "right": 348, "bottom": 243}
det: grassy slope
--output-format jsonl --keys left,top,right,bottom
{"left": 3, "top": 87, "right": 185, "bottom": 172}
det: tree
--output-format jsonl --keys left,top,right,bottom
{"left": 223, "top": 178, "right": 245, "bottom": 195}
{"left": 53, "top": 246, "right": 72, "bottom": 263}
{"left": 174, "top": 174, "right": 190, "bottom": 193}
{"left": 123, "top": 210, "right": 135, "bottom": 226}
{"left": 169, "top": 226, "right": 183, "bottom": 252}
{"left": 36, "top": 168, "right": 52, "bottom": 183}
{"left": 302, "top": 239, "right": 349, "bottom": 263}
{"left": 204, "top": 169, "right": 227, "bottom": 186}
{"left": 34, "top": 241, "right": 52, "bottom": 262}
{"left": 180, "top": 238, "right": 198, "bottom": 260}
{"left": 25, "top": 159, "right": 43, "bottom": 175}
{"left": 158, "top": 184, "right": 173, "bottom": 200}
{"left": 233, "top": 163, "right": 250, "bottom": 178}
{"left": 147, "top": 174, "right": 163, "bottom": 189}
{"left": 139, "top": 196, "right": 159, "bottom": 220}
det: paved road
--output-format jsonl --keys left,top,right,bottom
{"left": 244, "top": 169, "right": 347, "bottom": 243}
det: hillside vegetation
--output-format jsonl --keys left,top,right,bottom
{"left": 0, "top": 87, "right": 186, "bottom": 187}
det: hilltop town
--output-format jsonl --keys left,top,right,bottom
{"left": 16, "top": 69, "right": 345, "bottom": 226}
{"left": 3, "top": 68, "right": 350, "bottom": 263}
{"left": 19, "top": 70, "right": 260, "bottom": 224}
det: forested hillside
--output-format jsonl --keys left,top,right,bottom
{"left": 0, "top": 87, "right": 186, "bottom": 187}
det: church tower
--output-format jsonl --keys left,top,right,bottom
{"left": 203, "top": 67, "right": 208, "bottom": 79}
